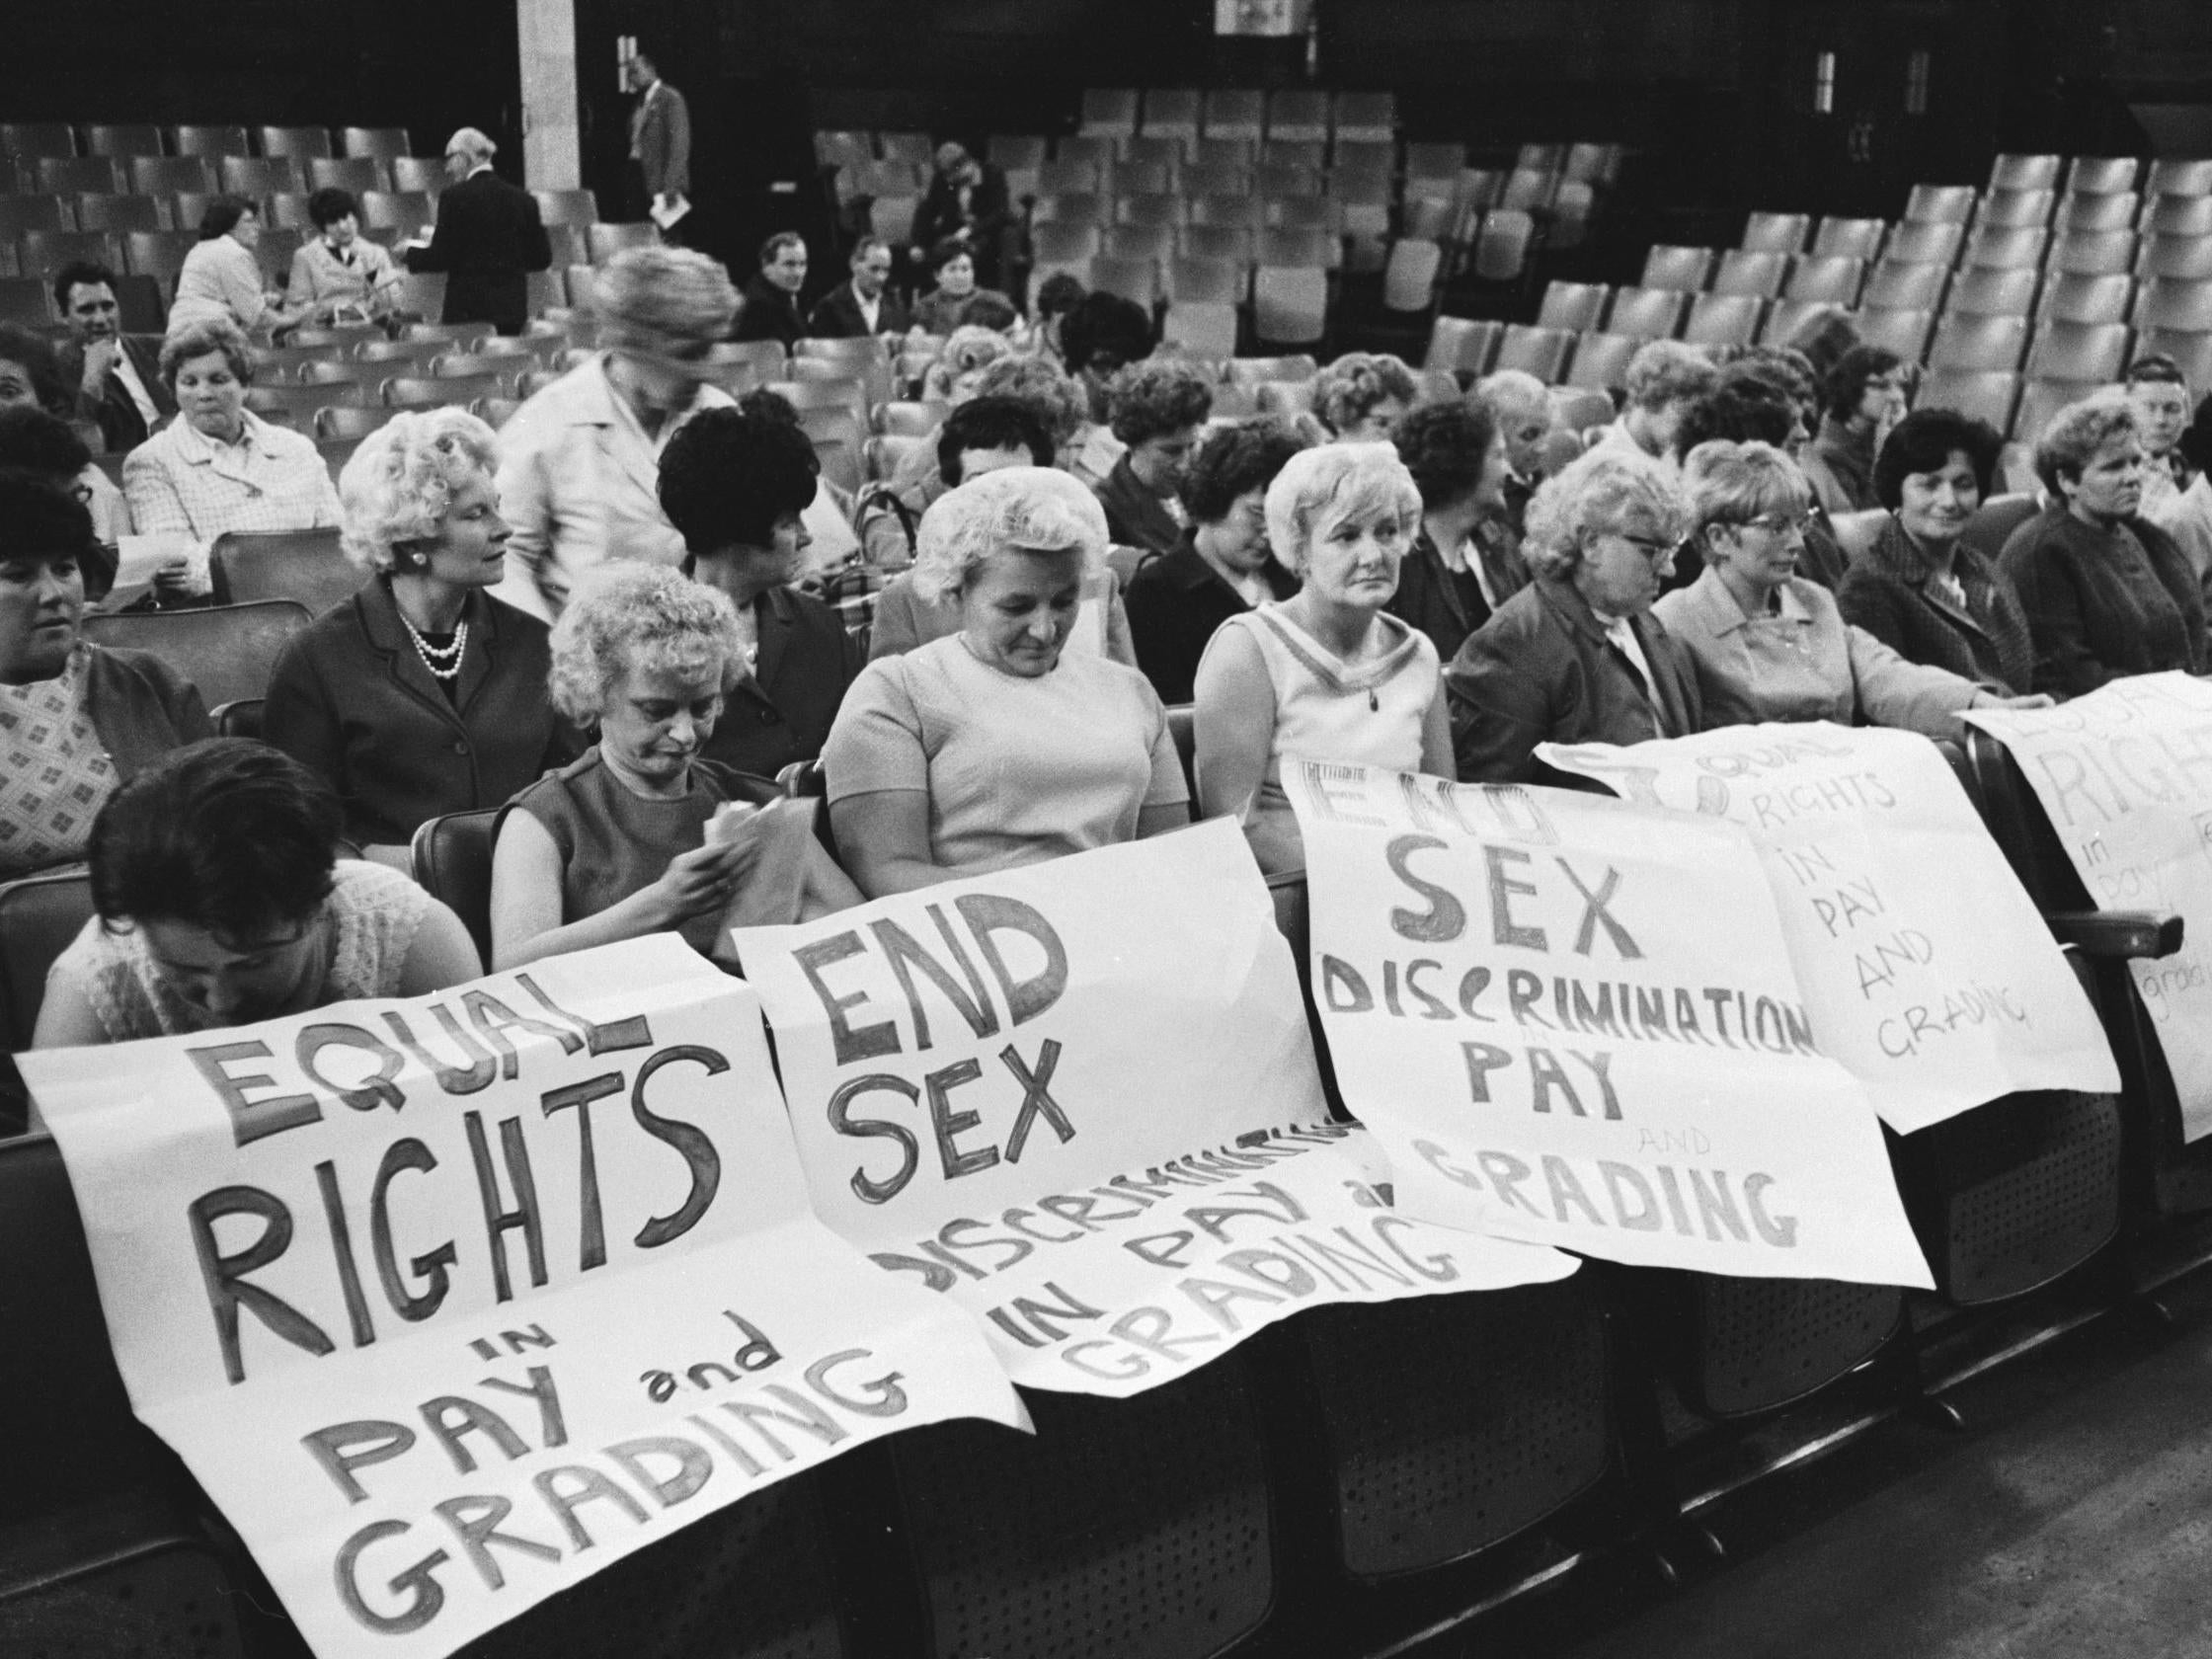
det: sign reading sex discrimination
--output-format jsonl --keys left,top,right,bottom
{"left": 1286, "top": 761, "right": 1933, "bottom": 1287}
{"left": 1539, "top": 724, "right": 2117, "bottom": 1133}
{"left": 22, "top": 937, "right": 1025, "bottom": 1659}
{"left": 733, "top": 819, "right": 1574, "bottom": 1398}
{"left": 1970, "top": 672, "right": 2212, "bottom": 1141}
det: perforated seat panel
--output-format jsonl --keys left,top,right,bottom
{"left": 1684, "top": 1276, "right": 1902, "bottom": 1419}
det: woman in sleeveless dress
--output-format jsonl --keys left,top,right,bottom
{"left": 1193, "top": 443, "right": 1454, "bottom": 877}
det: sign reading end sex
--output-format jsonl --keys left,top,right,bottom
{"left": 23, "top": 936, "right": 1025, "bottom": 1659}
{"left": 1286, "top": 760, "right": 1932, "bottom": 1289}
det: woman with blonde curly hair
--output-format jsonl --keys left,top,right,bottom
{"left": 265, "top": 409, "right": 573, "bottom": 858}
{"left": 494, "top": 244, "right": 741, "bottom": 620}
{"left": 1446, "top": 444, "right": 1703, "bottom": 781}
{"left": 1194, "top": 443, "right": 1450, "bottom": 876}
{"left": 1311, "top": 352, "right": 1421, "bottom": 442}
{"left": 824, "top": 466, "right": 1189, "bottom": 895}
{"left": 491, "top": 562, "right": 858, "bottom": 968}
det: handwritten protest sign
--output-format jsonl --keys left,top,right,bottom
{"left": 1539, "top": 724, "right": 2116, "bottom": 1133}
{"left": 21, "top": 936, "right": 1025, "bottom": 1659}
{"left": 734, "top": 820, "right": 1574, "bottom": 1398}
{"left": 1969, "top": 672, "right": 2212, "bottom": 1141}
{"left": 1287, "top": 761, "right": 1933, "bottom": 1287}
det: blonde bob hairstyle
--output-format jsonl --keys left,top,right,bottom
{"left": 1262, "top": 441, "right": 1422, "bottom": 579}
{"left": 594, "top": 245, "right": 740, "bottom": 357}
{"left": 1311, "top": 352, "right": 1419, "bottom": 436}
{"left": 908, "top": 465, "right": 1108, "bottom": 606}
{"left": 1522, "top": 445, "right": 1694, "bottom": 581}
{"left": 337, "top": 408, "right": 500, "bottom": 574}
{"left": 1683, "top": 438, "right": 1812, "bottom": 537}
{"left": 546, "top": 561, "right": 747, "bottom": 726}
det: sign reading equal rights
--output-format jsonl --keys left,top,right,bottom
{"left": 22, "top": 936, "right": 1025, "bottom": 1659}
{"left": 1540, "top": 723, "right": 2117, "bottom": 1134}
{"left": 1971, "top": 672, "right": 2212, "bottom": 1141}
{"left": 734, "top": 819, "right": 1574, "bottom": 1398}
{"left": 1287, "top": 761, "right": 1933, "bottom": 1288}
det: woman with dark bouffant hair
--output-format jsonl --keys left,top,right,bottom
{"left": 35, "top": 739, "right": 481, "bottom": 1049}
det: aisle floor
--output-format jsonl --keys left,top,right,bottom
{"left": 1533, "top": 1279, "right": 2212, "bottom": 1659}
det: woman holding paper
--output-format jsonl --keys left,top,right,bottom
{"left": 823, "top": 466, "right": 1189, "bottom": 896}
{"left": 1193, "top": 442, "right": 1452, "bottom": 876}
{"left": 0, "top": 473, "right": 209, "bottom": 881}
{"left": 490, "top": 562, "right": 858, "bottom": 969}
{"left": 34, "top": 740, "right": 480, "bottom": 1047}
{"left": 1999, "top": 391, "right": 2209, "bottom": 697}
{"left": 1657, "top": 440, "right": 2042, "bottom": 738}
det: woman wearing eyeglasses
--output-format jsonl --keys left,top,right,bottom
{"left": 1655, "top": 440, "right": 2045, "bottom": 739}
{"left": 1445, "top": 445, "right": 1702, "bottom": 783}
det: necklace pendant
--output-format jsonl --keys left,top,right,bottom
{"left": 1368, "top": 687, "right": 1379, "bottom": 711}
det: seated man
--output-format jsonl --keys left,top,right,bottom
{"left": 2130, "top": 354, "right": 2195, "bottom": 520}
{"left": 53, "top": 261, "right": 172, "bottom": 456}
{"left": 807, "top": 236, "right": 909, "bottom": 339}
{"left": 1589, "top": 340, "right": 1716, "bottom": 465}
{"left": 1092, "top": 359, "right": 1215, "bottom": 561}
{"left": 734, "top": 232, "right": 809, "bottom": 348}
{"left": 908, "top": 142, "right": 1014, "bottom": 292}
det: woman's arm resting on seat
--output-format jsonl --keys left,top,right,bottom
{"left": 830, "top": 788, "right": 949, "bottom": 897}
{"left": 399, "top": 898, "right": 486, "bottom": 990}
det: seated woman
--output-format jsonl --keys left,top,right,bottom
{"left": 1093, "top": 359, "right": 1216, "bottom": 560}
{"left": 1654, "top": 440, "right": 2041, "bottom": 740}
{"left": 909, "top": 247, "right": 1012, "bottom": 339}
{"left": 1386, "top": 398, "right": 1520, "bottom": 662}
{"left": 1312, "top": 353, "right": 1420, "bottom": 443}
{"left": 657, "top": 405, "right": 861, "bottom": 778}
{"left": 868, "top": 396, "right": 1136, "bottom": 665}
{"left": 2149, "top": 391, "right": 2212, "bottom": 588}
{"left": 34, "top": 739, "right": 480, "bottom": 1047}
{"left": 2000, "top": 390, "right": 2209, "bottom": 697}
{"left": 0, "top": 408, "right": 126, "bottom": 594}
{"left": 491, "top": 563, "right": 858, "bottom": 969}
{"left": 0, "top": 472, "right": 210, "bottom": 881}
{"left": 1446, "top": 446, "right": 1702, "bottom": 782}
{"left": 166, "top": 196, "right": 287, "bottom": 336}
{"left": 1126, "top": 417, "right": 1309, "bottom": 704}
{"left": 123, "top": 317, "right": 342, "bottom": 541}
{"left": 823, "top": 467, "right": 1188, "bottom": 896}
{"left": 264, "top": 409, "right": 573, "bottom": 857}
{"left": 1194, "top": 443, "right": 1452, "bottom": 877}
{"left": 1835, "top": 408, "right": 2035, "bottom": 693}
{"left": 287, "top": 187, "right": 405, "bottom": 328}
{"left": 1800, "top": 345, "right": 1907, "bottom": 515}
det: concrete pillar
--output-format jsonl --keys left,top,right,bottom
{"left": 516, "top": 0, "right": 581, "bottom": 190}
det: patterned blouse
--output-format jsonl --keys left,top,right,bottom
{"left": 0, "top": 652, "right": 117, "bottom": 878}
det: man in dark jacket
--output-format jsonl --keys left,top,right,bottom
{"left": 54, "top": 263, "right": 173, "bottom": 454}
{"left": 807, "top": 237, "right": 910, "bottom": 339}
{"left": 909, "top": 143, "right": 1014, "bottom": 290}
{"left": 625, "top": 49, "right": 691, "bottom": 238}
{"left": 734, "top": 232, "right": 809, "bottom": 348}
{"left": 406, "top": 127, "right": 553, "bottom": 336}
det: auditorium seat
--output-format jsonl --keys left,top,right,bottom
{"left": 0, "top": 874, "right": 92, "bottom": 1127}
{"left": 1080, "top": 88, "right": 1141, "bottom": 137}
{"left": 1942, "top": 267, "right": 2039, "bottom": 317}
{"left": 1539, "top": 280, "right": 1612, "bottom": 332}
{"left": 36, "top": 155, "right": 119, "bottom": 195}
{"left": 170, "top": 123, "right": 249, "bottom": 159}
{"left": 1683, "top": 292, "right": 1764, "bottom": 347}
{"left": 1192, "top": 194, "right": 1266, "bottom": 232}
{"left": 1330, "top": 91, "right": 1397, "bottom": 144}
{"left": 1606, "top": 286, "right": 1690, "bottom": 339}
{"left": 1760, "top": 299, "right": 1835, "bottom": 345}
{"left": 1206, "top": 89, "right": 1267, "bottom": 142}
{"left": 1117, "top": 195, "right": 1186, "bottom": 229}
{"left": 1711, "top": 249, "right": 1791, "bottom": 298}
{"left": 1142, "top": 87, "right": 1204, "bottom": 143}
{"left": 125, "top": 155, "right": 210, "bottom": 197}
{"left": 1224, "top": 355, "right": 1318, "bottom": 385}
{"left": 1978, "top": 188, "right": 2056, "bottom": 230}
{"left": 1740, "top": 212, "right": 1810, "bottom": 254}
{"left": 1422, "top": 315, "right": 1500, "bottom": 380}
{"left": 121, "top": 229, "right": 195, "bottom": 286}
{"left": 309, "top": 156, "right": 386, "bottom": 196}
{"left": 1253, "top": 267, "right": 1328, "bottom": 348}
{"left": 246, "top": 384, "right": 345, "bottom": 424}
{"left": 1853, "top": 306, "right": 1936, "bottom": 360}
{"left": 1257, "top": 227, "right": 1338, "bottom": 270}
{"left": 83, "top": 599, "right": 312, "bottom": 709}
{"left": 2143, "top": 197, "right": 2212, "bottom": 238}
{"left": 1663, "top": 1274, "right": 1905, "bottom": 1420}
{"left": 19, "top": 230, "right": 120, "bottom": 277}
{"left": 2057, "top": 192, "right": 2137, "bottom": 234}
{"left": 1989, "top": 153, "right": 2062, "bottom": 192}
{"left": 1913, "top": 368, "right": 2020, "bottom": 434}
{"left": 1782, "top": 254, "right": 1864, "bottom": 305}
{"left": 2135, "top": 331, "right": 2212, "bottom": 389}
{"left": 2134, "top": 277, "right": 2212, "bottom": 334}
{"left": 1163, "top": 299, "right": 1239, "bottom": 358}
{"left": 2013, "top": 377, "right": 2088, "bottom": 443}
{"left": 1860, "top": 260, "right": 1949, "bottom": 312}
{"left": 259, "top": 125, "right": 332, "bottom": 163}
{"left": 209, "top": 527, "right": 364, "bottom": 614}
{"left": 219, "top": 155, "right": 298, "bottom": 198}
{"left": 1266, "top": 89, "right": 1329, "bottom": 144}
{"left": 533, "top": 188, "right": 600, "bottom": 227}
{"left": 1491, "top": 324, "right": 1573, "bottom": 381}
{"left": 0, "top": 278, "right": 50, "bottom": 326}
{"left": 2022, "top": 320, "right": 2129, "bottom": 384}
{"left": 73, "top": 193, "right": 163, "bottom": 235}
{"left": 1271, "top": 196, "right": 1344, "bottom": 236}
{"left": 341, "top": 126, "right": 412, "bottom": 163}
{"left": 1928, "top": 313, "right": 2030, "bottom": 371}
{"left": 2147, "top": 158, "right": 2212, "bottom": 198}
{"left": 1470, "top": 208, "right": 1535, "bottom": 280}
{"left": 2036, "top": 272, "right": 2133, "bottom": 325}
{"left": 2138, "top": 236, "right": 2212, "bottom": 282}
{"left": 1811, "top": 217, "right": 1886, "bottom": 262}
{"left": 0, "top": 121, "right": 77, "bottom": 160}
{"left": 1552, "top": 387, "right": 1617, "bottom": 431}
{"left": 317, "top": 404, "right": 399, "bottom": 441}
{"left": 1638, "top": 245, "right": 1713, "bottom": 293}
{"left": 389, "top": 156, "right": 444, "bottom": 197}
{"left": 1961, "top": 226, "right": 2048, "bottom": 269}
{"left": 1564, "top": 332, "right": 1642, "bottom": 391}
{"left": 1162, "top": 255, "right": 1244, "bottom": 305}
{"left": 410, "top": 807, "right": 499, "bottom": 963}
{"left": 1904, "top": 184, "right": 1977, "bottom": 224}
{"left": 0, "top": 197, "right": 69, "bottom": 238}
{"left": 2045, "top": 229, "right": 2137, "bottom": 276}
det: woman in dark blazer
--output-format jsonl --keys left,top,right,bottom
{"left": 658, "top": 404, "right": 863, "bottom": 778}
{"left": 265, "top": 412, "right": 572, "bottom": 856}
{"left": 1998, "top": 392, "right": 2208, "bottom": 698}
{"left": 1387, "top": 398, "right": 1525, "bottom": 663}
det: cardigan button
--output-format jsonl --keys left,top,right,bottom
{"left": 451, "top": 741, "right": 468, "bottom": 754}
{"left": 759, "top": 708, "right": 779, "bottom": 723}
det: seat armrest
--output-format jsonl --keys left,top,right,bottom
{"left": 2046, "top": 909, "right": 2183, "bottom": 960}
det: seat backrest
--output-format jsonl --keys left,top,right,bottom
{"left": 1944, "top": 266, "right": 2039, "bottom": 317}
{"left": 209, "top": 528, "right": 364, "bottom": 613}
{"left": 2147, "top": 158, "right": 2212, "bottom": 198}
{"left": 83, "top": 598, "right": 313, "bottom": 708}
{"left": 2037, "top": 272, "right": 2133, "bottom": 325}
{"left": 2022, "top": 319, "right": 2129, "bottom": 382}
{"left": 1962, "top": 226, "right": 2049, "bottom": 269}
{"left": 1783, "top": 254, "right": 1864, "bottom": 305}
{"left": 1811, "top": 216, "right": 1885, "bottom": 260}
{"left": 1710, "top": 249, "right": 1789, "bottom": 297}
{"left": 1861, "top": 259, "right": 1948, "bottom": 311}
{"left": 258, "top": 124, "right": 332, "bottom": 161}
{"left": 1563, "top": 331, "right": 1641, "bottom": 392}
{"left": 410, "top": 808, "right": 500, "bottom": 968}
{"left": 1913, "top": 368, "right": 2021, "bottom": 434}
{"left": 1852, "top": 305, "right": 1935, "bottom": 361}
{"left": 1538, "top": 280, "right": 1611, "bottom": 332}
{"left": 1989, "top": 153, "right": 2061, "bottom": 192}
{"left": 1604, "top": 285, "right": 1689, "bottom": 339}
{"left": 0, "top": 871, "right": 93, "bottom": 1057}
{"left": 2139, "top": 235, "right": 2212, "bottom": 282}
{"left": 1977, "top": 188, "right": 2056, "bottom": 229}
{"left": 2047, "top": 229, "right": 2137, "bottom": 276}
{"left": 1884, "top": 220, "right": 1964, "bottom": 267}
{"left": 1956, "top": 492, "right": 2041, "bottom": 563}
{"left": 1492, "top": 324, "right": 1573, "bottom": 382}
{"left": 2058, "top": 191, "right": 2137, "bottom": 233}
{"left": 342, "top": 126, "right": 413, "bottom": 162}
{"left": 2136, "top": 276, "right": 2212, "bottom": 333}
{"left": 1422, "top": 315, "right": 1499, "bottom": 377}
{"left": 1740, "top": 211, "right": 1810, "bottom": 254}
{"left": 1929, "top": 312, "right": 2029, "bottom": 371}
{"left": 1682, "top": 292, "right": 1764, "bottom": 347}
{"left": 1638, "top": 244, "right": 1713, "bottom": 292}
{"left": 1905, "top": 183, "right": 1977, "bottom": 224}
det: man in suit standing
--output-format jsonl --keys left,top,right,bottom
{"left": 406, "top": 127, "right": 553, "bottom": 336}
{"left": 733, "top": 232, "right": 809, "bottom": 348}
{"left": 53, "top": 262, "right": 172, "bottom": 455}
{"left": 909, "top": 143, "right": 1014, "bottom": 291}
{"left": 806, "top": 237, "right": 909, "bottom": 339}
{"left": 625, "top": 49, "right": 691, "bottom": 244}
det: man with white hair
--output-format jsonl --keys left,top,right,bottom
{"left": 405, "top": 126, "right": 553, "bottom": 334}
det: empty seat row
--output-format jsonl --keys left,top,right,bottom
{"left": 0, "top": 122, "right": 415, "bottom": 163}
{"left": 1077, "top": 86, "right": 1398, "bottom": 143}
{"left": 1986, "top": 153, "right": 2212, "bottom": 197}
{"left": 1744, "top": 206, "right": 2212, "bottom": 262}
{"left": 1, "top": 153, "right": 443, "bottom": 198}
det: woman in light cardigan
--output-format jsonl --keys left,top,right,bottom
{"left": 1655, "top": 440, "right": 2046, "bottom": 739}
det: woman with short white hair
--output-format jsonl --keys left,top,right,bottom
{"left": 824, "top": 466, "right": 1189, "bottom": 895}
{"left": 491, "top": 562, "right": 857, "bottom": 967}
{"left": 494, "top": 244, "right": 741, "bottom": 619}
{"left": 1194, "top": 442, "right": 1451, "bottom": 876}
{"left": 265, "top": 408, "right": 574, "bottom": 858}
